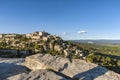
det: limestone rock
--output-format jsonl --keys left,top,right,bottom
{"left": 25, "top": 70, "right": 69, "bottom": 80}
{"left": 25, "top": 54, "right": 120, "bottom": 80}
{"left": 7, "top": 70, "right": 69, "bottom": 80}
{"left": 0, "top": 58, "right": 29, "bottom": 80}
{"left": 7, "top": 73, "right": 28, "bottom": 80}
{"left": 0, "top": 58, "right": 68, "bottom": 80}
{"left": 0, "top": 55, "right": 120, "bottom": 80}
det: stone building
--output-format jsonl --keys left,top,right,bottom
{"left": 26, "top": 33, "right": 32, "bottom": 38}
{"left": 39, "top": 31, "right": 49, "bottom": 36}
{"left": 31, "top": 36, "right": 40, "bottom": 40}
{"left": 0, "top": 34, "right": 3, "bottom": 38}
{"left": 4, "top": 34, "right": 16, "bottom": 38}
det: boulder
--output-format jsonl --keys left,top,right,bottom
{"left": 24, "top": 54, "right": 120, "bottom": 80}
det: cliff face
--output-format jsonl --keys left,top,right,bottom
{"left": 24, "top": 54, "right": 120, "bottom": 80}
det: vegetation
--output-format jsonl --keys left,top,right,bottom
{"left": 0, "top": 32, "right": 120, "bottom": 74}
{"left": 69, "top": 41, "right": 120, "bottom": 74}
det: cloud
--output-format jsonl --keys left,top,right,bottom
{"left": 63, "top": 32, "right": 67, "bottom": 35}
{"left": 77, "top": 30, "right": 87, "bottom": 34}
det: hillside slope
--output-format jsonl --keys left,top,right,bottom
{"left": 0, "top": 31, "right": 119, "bottom": 74}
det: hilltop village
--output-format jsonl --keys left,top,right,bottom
{"left": 0, "top": 31, "right": 83, "bottom": 58}
{"left": 0, "top": 31, "right": 119, "bottom": 75}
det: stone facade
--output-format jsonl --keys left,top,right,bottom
{"left": 4, "top": 34, "right": 16, "bottom": 38}
{"left": 39, "top": 31, "right": 49, "bottom": 36}
{"left": 54, "top": 44, "right": 63, "bottom": 52}
{"left": 0, "top": 34, "right": 3, "bottom": 38}
{"left": 26, "top": 33, "right": 32, "bottom": 38}
{"left": 31, "top": 36, "right": 40, "bottom": 40}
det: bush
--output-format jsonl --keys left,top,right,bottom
{"left": 86, "top": 52, "right": 118, "bottom": 67}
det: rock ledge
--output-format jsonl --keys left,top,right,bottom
{"left": 24, "top": 54, "right": 120, "bottom": 80}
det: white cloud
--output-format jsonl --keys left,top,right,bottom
{"left": 63, "top": 32, "right": 67, "bottom": 35}
{"left": 77, "top": 30, "right": 87, "bottom": 34}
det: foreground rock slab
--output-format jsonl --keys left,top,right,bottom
{"left": 0, "top": 58, "right": 29, "bottom": 80}
{"left": 7, "top": 70, "right": 69, "bottom": 80}
{"left": 25, "top": 54, "right": 120, "bottom": 80}
{"left": 0, "top": 58, "right": 69, "bottom": 80}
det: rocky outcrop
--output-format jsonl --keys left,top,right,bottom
{"left": 7, "top": 70, "right": 69, "bottom": 80}
{"left": 0, "top": 58, "right": 68, "bottom": 80}
{"left": 0, "top": 58, "right": 29, "bottom": 80}
{"left": 1, "top": 54, "right": 120, "bottom": 80}
{"left": 24, "top": 54, "right": 120, "bottom": 80}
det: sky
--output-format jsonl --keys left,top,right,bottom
{"left": 0, "top": 0, "right": 120, "bottom": 40}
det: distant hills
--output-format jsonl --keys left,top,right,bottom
{"left": 69, "top": 40, "right": 120, "bottom": 44}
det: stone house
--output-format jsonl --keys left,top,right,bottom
{"left": 0, "top": 34, "right": 3, "bottom": 38}
{"left": 39, "top": 31, "right": 49, "bottom": 36}
{"left": 32, "top": 32, "right": 39, "bottom": 36}
{"left": 26, "top": 33, "right": 32, "bottom": 38}
{"left": 42, "top": 37, "right": 48, "bottom": 41}
{"left": 31, "top": 36, "right": 40, "bottom": 40}
{"left": 54, "top": 44, "right": 63, "bottom": 52}
{"left": 4, "top": 34, "right": 16, "bottom": 38}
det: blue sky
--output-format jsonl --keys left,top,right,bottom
{"left": 0, "top": 0, "right": 120, "bottom": 40}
